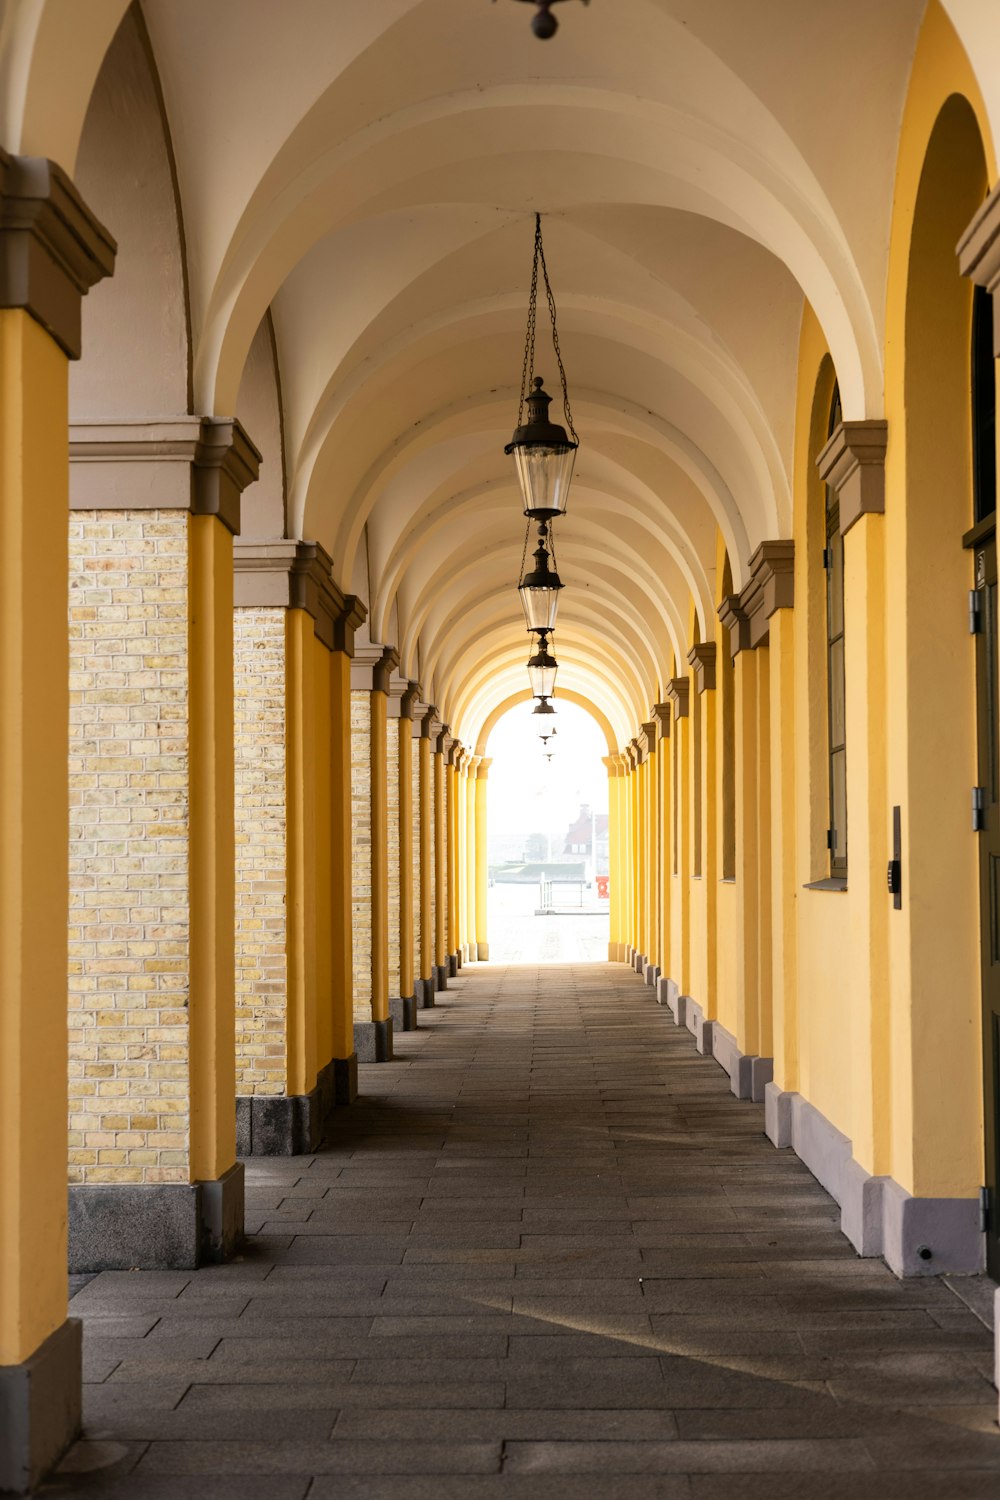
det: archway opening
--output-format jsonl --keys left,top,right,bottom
{"left": 483, "top": 698, "right": 610, "bottom": 963}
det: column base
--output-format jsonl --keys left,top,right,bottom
{"left": 416, "top": 977, "right": 436, "bottom": 1009}
{"left": 434, "top": 963, "right": 449, "bottom": 992}
{"left": 643, "top": 962, "right": 660, "bottom": 987}
{"left": 353, "top": 1018, "right": 394, "bottom": 1062}
{"left": 710, "top": 1023, "right": 773, "bottom": 1102}
{"left": 0, "top": 1318, "right": 82, "bottom": 1494}
{"left": 68, "top": 1162, "right": 245, "bottom": 1272}
{"left": 334, "top": 1052, "right": 359, "bottom": 1104}
{"left": 236, "top": 1058, "right": 337, "bottom": 1156}
{"left": 684, "top": 998, "right": 715, "bottom": 1057}
{"left": 389, "top": 995, "right": 418, "bottom": 1032}
{"left": 476, "top": 941, "right": 490, "bottom": 961}
{"left": 632, "top": 951, "right": 646, "bottom": 973}
{"left": 764, "top": 1086, "right": 984, "bottom": 1275}
{"left": 447, "top": 953, "right": 459, "bottom": 977}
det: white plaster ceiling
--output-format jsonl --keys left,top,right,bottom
{"left": 4, "top": 0, "right": 983, "bottom": 747}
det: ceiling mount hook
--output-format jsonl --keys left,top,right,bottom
{"left": 493, "top": 0, "right": 590, "bottom": 42}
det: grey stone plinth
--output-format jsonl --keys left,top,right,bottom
{"left": 235, "top": 1059, "right": 338, "bottom": 1155}
{"left": 672, "top": 992, "right": 689, "bottom": 1029}
{"left": 632, "top": 951, "right": 645, "bottom": 974}
{"left": 881, "top": 1179, "right": 984, "bottom": 1277}
{"left": 353, "top": 1018, "right": 393, "bottom": 1062}
{"left": 333, "top": 1052, "right": 359, "bottom": 1105}
{"left": 447, "top": 953, "right": 459, "bottom": 978}
{"left": 477, "top": 941, "right": 490, "bottom": 960}
{"left": 840, "top": 1157, "right": 886, "bottom": 1258}
{"left": 643, "top": 962, "right": 659, "bottom": 987}
{"left": 710, "top": 1022, "right": 771, "bottom": 1101}
{"left": 433, "top": 963, "right": 448, "bottom": 992}
{"left": 655, "top": 974, "right": 676, "bottom": 1009}
{"left": 764, "top": 1081, "right": 793, "bottom": 1147}
{"left": 0, "top": 1318, "right": 81, "bottom": 1494}
{"left": 68, "top": 1163, "right": 244, "bottom": 1271}
{"left": 389, "top": 995, "right": 417, "bottom": 1032}
{"left": 685, "top": 998, "right": 715, "bottom": 1057}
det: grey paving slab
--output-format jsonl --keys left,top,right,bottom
{"left": 48, "top": 962, "right": 999, "bottom": 1500}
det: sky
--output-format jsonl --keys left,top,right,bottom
{"left": 485, "top": 697, "right": 609, "bottom": 854}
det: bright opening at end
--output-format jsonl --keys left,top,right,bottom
{"left": 486, "top": 699, "right": 610, "bottom": 964}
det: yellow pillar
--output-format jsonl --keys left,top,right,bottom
{"left": 653, "top": 705, "right": 672, "bottom": 984}
{"left": 667, "top": 677, "right": 691, "bottom": 996}
{"left": 687, "top": 647, "right": 719, "bottom": 1017}
{"left": 284, "top": 606, "right": 318, "bottom": 1103}
{"left": 603, "top": 756, "right": 623, "bottom": 960}
{"left": 642, "top": 722, "right": 659, "bottom": 975}
{"left": 734, "top": 646, "right": 761, "bottom": 1056}
{"left": 628, "top": 745, "right": 640, "bottom": 960}
{"left": 330, "top": 598, "right": 366, "bottom": 1100}
{"left": 0, "top": 152, "right": 113, "bottom": 1487}
{"left": 411, "top": 702, "right": 433, "bottom": 1006}
{"left": 350, "top": 643, "right": 397, "bottom": 1060}
{"left": 475, "top": 758, "right": 491, "bottom": 960}
{"left": 447, "top": 740, "right": 460, "bottom": 970}
{"left": 386, "top": 678, "right": 417, "bottom": 1032}
{"left": 435, "top": 730, "right": 449, "bottom": 978}
{"left": 465, "top": 754, "right": 479, "bottom": 961}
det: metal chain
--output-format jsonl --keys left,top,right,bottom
{"left": 516, "top": 216, "right": 541, "bottom": 430}
{"left": 536, "top": 219, "right": 578, "bottom": 443}
{"left": 547, "top": 519, "right": 558, "bottom": 572}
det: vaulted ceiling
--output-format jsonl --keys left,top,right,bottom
{"left": 1, "top": 0, "right": 992, "bottom": 747}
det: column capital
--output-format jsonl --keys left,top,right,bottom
{"left": 476, "top": 757, "right": 492, "bottom": 779}
{"left": 817, "top": 421, "right": 887, "bottom": 536}
{"left": 958, "top": 181, "right": 1000, "bottom": 352}
{"left": 687, "top": 642, "right": 717, "bottom": 692}
{"left": 351, "top": 643, "right": 399, "bottom": 693}
{"left": 717, "top": 593, "right": 751, "bottom": 658}
{"left": 736, "top": 540, "right": 794, "bottom": 650}
{"left": 386, "top": 672, "right": 413, "bottom": 719}
{"left": 70, "top": 415, "right": 261, "bottom": 535}
{"left": 602, "top": 754, "right": 623, "bottom": 777}
{"left": 640, "top": 721, "right": 658, "bottom": 756}
{"left": 628, "top": 736, "right": 643, "bottom": 767}
{"left": 419, "top": 706, "right": 439, "bottom": 740}
{"left": 652, "top": 702, "right": 671, "bottom": 738}
{"left": 0, "top": 150, "right": 116, "bottom": 358}
{"left": 466, "top": 753, "right": 483, "bottom": 775}
{"left": 436, "top": 726, "right": 452, "bottom": 757}
{"left": 233, "top": 538, "right": 361, "bottom": 652}
{"left": 447, "top": 740, "right": 463, "bottom": 768}
{"left": 665, "top": 676, "right": 690, "bottom": 719}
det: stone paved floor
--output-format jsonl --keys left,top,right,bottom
{"left": 49, "top": 963, "right": 1000, "bottom": 1499}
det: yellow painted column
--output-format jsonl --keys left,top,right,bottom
{"left": 419, "top": 723, "right": 435, "bottom": 992}
{"left": 475, "top": 758, "right": 491, "bottom": 960}
{"left": 628, "top": 746, "right": 640, "bottom": 958}
{"left": 734, "top": 647, "right": 760, "bottom": 1055}
{"left": 434, "top": 732, "right": 448, "bottom": 976}
{"left": 603, "top": 756, "right": 622, "bottom": 960}
{"left": 284, "top": 606, "right": 318, "bottom": 1102}
{"left": 386, "top": 678, "right": 417, "bottom": 1031}
{"left": 0, "top": 156, "right": 114, "bottom": 1491}
{"left": 642, "top": 722, "right": 659, "bottom": 973}
{"left": 350, "top": 643, "right": 397, "bottom": 1060}
{"left": 768, "top": 606, "right": 798, "bottom": 1095}
{"left": 447, "top": 742, "right": 460, "bottom": 969}
{"left": 667, "top": 678, "right": 692, "bottom": 995}
{"left": 653, "top": 706, "right": 672, "bottom": 983}
{"left": 398, "top": 703, "right": 415, "bottom": 1006}
{"left": 635, "top": 745, "right": 647, "bottom": 963}
{"left": 329, "top": 599, "right": 366, "bottom": 1100}
{"left": 466, "top": 754, "right": 479, "bottom": 961}
{"left": 688, "top": 648, "right": 719, "bottom": 1017}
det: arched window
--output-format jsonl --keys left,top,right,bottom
{"left": 825, "top": 383, "right": 847, "bottom": 879}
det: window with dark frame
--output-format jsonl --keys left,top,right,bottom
{"left": 973, "top": 284, "right": 996, "bottom": 526}
{"left": 825, "top": 383, "right": 847, "bottom": 879}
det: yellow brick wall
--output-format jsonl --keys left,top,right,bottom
{"left": 387, "top": 717, "right": 401, "bottom": 998}
{"left": 68, "top": 509, "right": 190, "bottom": 1185}
{"left": 234, "top": 608, "right": 287, "bottom": 1095}
{"left": 351, "top": 689, "right": 373, "bottom": 1018}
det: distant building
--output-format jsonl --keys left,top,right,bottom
{"left": 562, "top": 805, "right": 609, "bottom": 874}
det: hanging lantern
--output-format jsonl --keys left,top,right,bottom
{"left": 518, "top": 521, "right": 563, "bottom": 632}
{"left": 505, "top": 214, "right": 579, "bottom": 520}
{"left": 527, "top": 632, "right": 558, "bottom": 699}
{"left": 533, "top": 696, "right": 556, "bottom": 716}
{"left": 496, "top": 0, "right": 589, "bottom": 41}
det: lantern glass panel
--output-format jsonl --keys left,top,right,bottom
{"left": 519, "top": 581, "right": 560, "bottom": 632}
{"left": 528, "top": 659, "right": 557, "bottom": 698}
{"left": 513, "top": 443, "right": 576, "bottom": 520}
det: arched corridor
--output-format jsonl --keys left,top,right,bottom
{"left": 4, "top": 0, "right": 1000, "bottom": 1491}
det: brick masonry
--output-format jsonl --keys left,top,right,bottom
{"left": 68, "top": 510, "right": 192, "bottom": 1186}
{"left": 233, "top": 607, "right": 287, "bottom": 1096}
{"left": 350, "top": 690, "right": 373, "bottom": 1019}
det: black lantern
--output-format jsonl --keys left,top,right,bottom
{"left": 518, "top": 521, "right": 563, "bottom": 632}
{"left": 532, "top": 696, "right": 556, "bottom": 716}
{"left": 494, "top": 0, "right": 589, "bottom": 42}
{"left": 527, "top": 631, "right": 558, "bottom": 699}
{"left": 506, "top": 214, "right": 578, "bottom": 520}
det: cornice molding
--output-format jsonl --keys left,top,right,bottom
{"left": 0, "top": 150, "right": 116, "bottom": 359}
{"left": 665, "top": 676, "right": 690, "bottom": 719}
{"left": 652, "top": 702, "right": 671, "bottom": 739}
{"left": 736, "top": 540, "right": 794, "bottom": 650}
{"left": 233, "top": 539, "right": 360, "bottom": 654}
{"left": 641, "top": 720, "right": 658, "bottom": 756}
{"left": 436, "top": 725, "right": 451, "bottom": 757}
{"left": 602, "top": 754, "right": 623, "bottom": 777}
{"left": 817, "top": 420, "right": 887, "bottom": 536}
{"left": 420, "top": 706, "right": 439, "bottom": 741}
{"left": 687, "top": 642, "right": 717, "bottom": 693}
{"left": 351, "top": 643, "right": 398, "bottom": 694}
{"left": 958, "top": 182, "right": 1000, "bottom": 353}
{"left": 629, "top": 736, "right": 643, "bottom": 767}
{"left": 717, "top": 593, "right": 750, "bottom": 658}
{"left": 70, "top": 416, "right": 261, "bottom": 535}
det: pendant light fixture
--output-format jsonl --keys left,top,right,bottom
{"left": 518, "top": 520, "right": 563, "bottom": 633}
{"left": 494, "top": 0, "right": 589, "bottom": 43}
{"left": 506, "top": 214, "right": 578, "bottom": 520}
{"left": 527, "top": 631, "right": 558, "bottom": 700}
